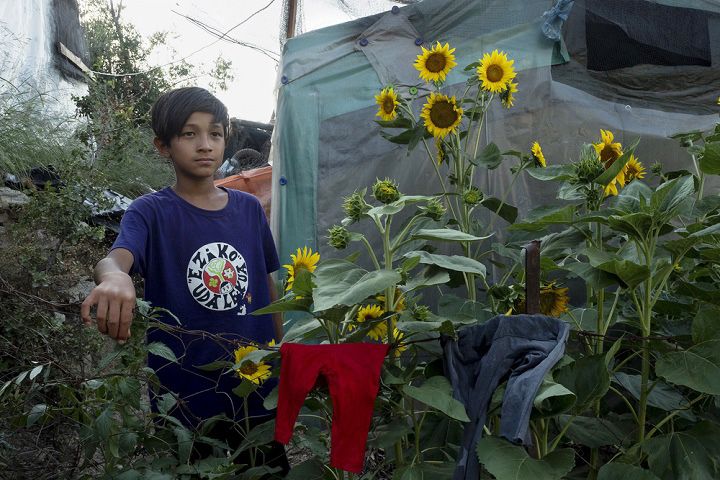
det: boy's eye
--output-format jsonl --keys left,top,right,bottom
{"left": 212, "top": 132, "right": 223, "bottom": 137}
{"left": 182, "top": 131, "right": 195, "bottom": 137}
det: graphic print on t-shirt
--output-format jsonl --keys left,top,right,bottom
{"left": 187, "top": 242, "right": 249, "bottom": 312}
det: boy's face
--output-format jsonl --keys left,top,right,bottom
{"left": 154, "top": 112, "right": 226, "bottom": 181}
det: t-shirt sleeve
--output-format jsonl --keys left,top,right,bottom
{"left": 258, "top": 199, "right": 280, "bottom": 274}
{"left": 111, "top": 205, "right": 149, "bottom": 277}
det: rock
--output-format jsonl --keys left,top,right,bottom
{"left": 0, "top": 187, "right": 29, "bottom": 210}
{"left": 63, "top": 276, "right": 96, "bottom": 303}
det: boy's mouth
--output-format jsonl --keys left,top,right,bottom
{"left": 196, "top": 158, "right": 214, "bottom": 163}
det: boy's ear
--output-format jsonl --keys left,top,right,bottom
{"left": 153, "top": 137, "right": 172, "bottom": 158}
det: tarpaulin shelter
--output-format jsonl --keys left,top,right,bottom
{"left": 270, "top": 0, "right": 720, "bottom": 276}
{"left": 0, "top": 0, "right": 89, "bottom": 116}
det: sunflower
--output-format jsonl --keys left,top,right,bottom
{"left": 539, "top": 282, "right": 570, "bottom": 318}
{"left": 349, "top": 304, "right": 388, "bottom": 341}
{"left": 420, "top": 93, "right": 463, "bottom": 138}
{"left": 388, "top": 328, "right": 408, "bottom": 353}
{"left": 499, "top": 81, "right": 518, "bottom": 108}
{"left": 623, "top": 155, "right": 645, "bottom": 182}
{"left": 604, "top": 178, "right": 621, "bottom": 196}
{"left": 375, "top": 87, "right": 398, "bottom": 121}
{"left": 377, "top": 289, "right": 406, "bottom": 312}
{"left": 436, "top": 138, "right": 448, "bottom": 166}
{"left": 283, "top": 247, "right": 320, "bottom": 291}
{"left": 414, "top": 42, "right": 457, "bottom": 83}
{"left": 477, "top": 50, "right": 516, "bottom": 93}
{"left": 532, "top": 142, "right": 546, "bottom": 168}
{"left": 234, "top": 345, "right": 272, "bottom": 384}
{"left": 593, "top": 130, "right": 623, "bottom": 169}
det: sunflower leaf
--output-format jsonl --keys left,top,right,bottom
{"left": 404, "top": 251, "right": 486, "bottom": 276}
{"left": 374, "top": 117, "right": 414, "bottom": 129}
{"left": 469, "top": 142, "right": 503, "bottom": 169}
{"left": 402, "top": 376, "right": 469, "bottom": 422}
{"left": 312, "top": 260, "right": 401, "bottom": 311}
{"left": 463, "top": 61, "right": 480, "bottom": 71}
{"left": 379, "top": 128, "right": 415, "bottom": 144}
{"left": 526, "top": 164, "right": 575, "bottom": 181}
{"left": 593, "top": 138, "right": 640, "bottom": 186}
{"left": 410, "top": 228, "right": 491, "bottom": 242}
{"left": 407, "top": 125, "right": 432, "bottom": 155}
{"left": 476, "top": 437, "right": 575, "bottom": 480}
{"left": 480, "top": 197, "right": 518, "bottom": 223}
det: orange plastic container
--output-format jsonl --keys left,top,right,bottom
{"left": 214, "top": 165, "right": 272, "bottom": 219}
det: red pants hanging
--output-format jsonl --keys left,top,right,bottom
{"left": 274, "top": 342, "right": 389, "bottom": 473}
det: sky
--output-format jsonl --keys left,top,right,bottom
{"left": 119, "top": 0, "right": 396, "bottom": 123}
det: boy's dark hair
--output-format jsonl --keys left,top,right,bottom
{"left": 151, "top": 87, "right": 230, "bottom": 146}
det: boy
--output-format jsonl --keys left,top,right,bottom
{"left": 81, "top": 87, "right": 289, "bottom": 475}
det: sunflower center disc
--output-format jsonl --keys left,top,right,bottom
{"left": 383, "top": 98, "right": 394, "bottom": 113}
{"left": 487, "top": 64, "right": 504, "bottom": 82}
{"left": 601, "top": 146, "right": 619, "bottom": 168}
{"left": 240, "top": 363, "right": 258, "bottom": 375}
{"left": 429, "top": 101, "right": 458, "bottom": 128}
{"left": 426, "top": 53, "right": 447, "bottom": 73}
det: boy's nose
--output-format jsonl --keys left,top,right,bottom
{"left": 198, "top": 135, "right": 213, "bottom": 151}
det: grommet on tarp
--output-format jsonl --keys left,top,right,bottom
{"left": 414, "top": 37, "right": 423, "bottom": 46}
{"left": 279, "top": 177, "right": 287, "bottom": 186}
{"left": 391, "top": 5, "right": 399, "bottom": 13}
{"left": 359, "top": 38, "right": 369, "bottom": 46}
{"left": 625, "top": 105, "right": 632, "bottom": 111}
{"left": 409, "top": 87, "right": 418, "bottom": 95}
{"left": 281, "top": 75, "right": 289, "bottom": 84}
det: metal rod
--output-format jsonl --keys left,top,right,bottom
{"left": 524, "top": 240, "right": 541, "bottom": 314}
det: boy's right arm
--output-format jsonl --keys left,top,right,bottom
{"left": 81, "top": 248, "right": 136, "bottom": 345}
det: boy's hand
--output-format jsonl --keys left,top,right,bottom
{"left": 81, "top": 249, "right": 136, "bottom": 345}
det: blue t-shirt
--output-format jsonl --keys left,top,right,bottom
{"left": 112, "top": 186, "right": 280, "bottom": 426}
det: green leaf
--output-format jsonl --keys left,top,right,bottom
{"left": 263, "top": 384, "right": 279, "bottom": 410}
{"left": 408, "top": 125, "right": 432, "bottom": 155}
{"left": 594, "top": 138, "right": 639, "bottom": 186}
{"left": 470, "top": 142, "right": 503, "bottom": 169}
{"left": 174, "top": 426, "right": 193, "bottom": 464}
{"left": 26, "top": 403, "right": 48, "bottom": 427}
{"left": 612, "top": 180, "right": 653, "bottom": 213}
{"left": 564, "top": 262, "right": 620, "bottom": 290}
{"left": 656, "top": 340, "right": 720, "bottom": 395}
{"left": 313, "top": 266, "right": 401, "bottom": 311}
{"left": 147, "top": 342, "right": 178, "bottom": 363}
{"left": 532, "top": 377, "right": 576, "bottom": 419}
{"left": 656, "top": 175, "right": 695, "bottom": 217}
{"left": 282, "top": 316, "right": 323, "bottom": 342}
{"left": 94, "top": 407, "right": 113, "bottom": 439}
{"left": 368, "top": 419, "right": 413, "bottom": 449}
{"left": 555, "top": 354, "right": 610, "bottom": 412}
{"left": 237, "top": 420, "right": 276, "bottom": 453}
{"left": 526, "top": 164, "right": 575, "bottom": 181}
{"left": 612, "top": 372, "right": 695, "bottom": 421}
{"left": 29, "top": 365, "right": 43, "bottom": 380}
{"left": 699, "top": 142, "right": 720, "bottom": 174}
{"left": 291, "top": 268, "right": 314, "bottom": 298}
{"left": 379, "top": 128, "right": 414, "bottom": 144}
{"left": 597, "top": 463, "right": 659, "bottom": 480}
{"left": 404, "top": 251, "right": 486, "bottom": 277}
{"left": 508, "top": 204, "right": 575, "bottom": 231}
{"left": 286, "top": 458, "right": 326, "bottom": 479}
{"left": 476, "top": 436, "right": 575, "bottom": 480}
{"left": 692, "top": 308, "right": 720, "bottom": 343}
{"left": 402, "top": 376, "right": 470, "bottom": 422}
{"left": 155, "top": 393, "right": 177, "bottom": 415}
{"left": 393, "top": 465, "right": 423, "bottom": 480}
{"left": 410, "top": 228, "right": 491, "bottom": 242}
{"left": 557, "top": 414, "right": 628, "bottom": 448}
{"left": 194, "top": 360, "right": 233, "bottom": 372}
{"left": 252, "top": 296, "right": 314, "bottom": 315}
{"left": 404, "top": 265, "right": 451, "bottom": 291}
{"left": 232, "top": 378, "right": 259, "bottom": 398}
{"left": 480, "top": 197, "right": 519, "bottom": 223}
{"left": 583, "top": 247, "right": 650, "bottom": 288}
{"left": 560, "top": 308, "right": 598, "bottom": 331}
{"left": 375, "top": 117, "right": 413, "bottom": 129}
{"left": 643, "top": 421, "right": 720, "bottom": 480}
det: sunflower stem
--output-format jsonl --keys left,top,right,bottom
{"left": 243, "top": 398, "right": 256, "bottom": 468}
{"left": 421, "top": 137, "right": 457, "bottom": 220}
{"left": 360, "top": 235, "right": 381, "bottom": 270}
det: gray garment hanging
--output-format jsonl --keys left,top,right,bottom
{"left": 442, "top": 314, "right": 570, "bottom": 480}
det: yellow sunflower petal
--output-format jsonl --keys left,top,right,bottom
{"left": 414, "top": 41, "right": 457, "bottom": 83}
{"left": 420, "top": 92, "right": 463, "bottom": 138}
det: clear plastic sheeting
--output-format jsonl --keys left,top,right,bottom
{"left": 270, "top": 0, "right": 719, "bottom": 283}
{"left": 0, "top": 0, "right": 88, "bottom": 117}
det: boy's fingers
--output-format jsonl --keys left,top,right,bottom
{"left": 96, "top": 297, "right": 109, "bottom": 334}
{"left": 81, "top": 292, "right": 96, "bottom": 326}
{"left": 106, "top": 301, "right": 121, "bottom": 340}
{"left": 117, "top": 300, "right": 134, "bottom": 345}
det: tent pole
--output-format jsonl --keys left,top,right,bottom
{"left": 285, "top": 0, "right": 297, "bottom": 40}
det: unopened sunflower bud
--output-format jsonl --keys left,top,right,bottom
{"left": 573, "top": 156, "right": 605, "bottom": 184}
{"left": 585, "top": 187, "right": 600, "bottom": 204}
{"left": 463, "top": 187, "right": 483, "bottom": 206}
{"left": 680, "top": 138, "right": 693, "bottom": 148}
{"left": 423, "top": 198, "right": 446, "bottom": 221}
{"left": 343, "top": 191, "right": 370, "bottom": 222}
{"left": 327, "top": 225, "right": 350, "bottom": 249}
{"left": 413, "top": 305, "right": 430, "bottom": 321}
{"left": 373, "top": 178, "right": 401, "bottom": 204}
{"left": 651, "top": 161, "right": 663, "bottom": 175}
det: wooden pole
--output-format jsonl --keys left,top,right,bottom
{"left": 285, "top": 0, "right": 298, "bottom": 40}
{"left": 524, "top": 240, "right": 541, "bottom": 314}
